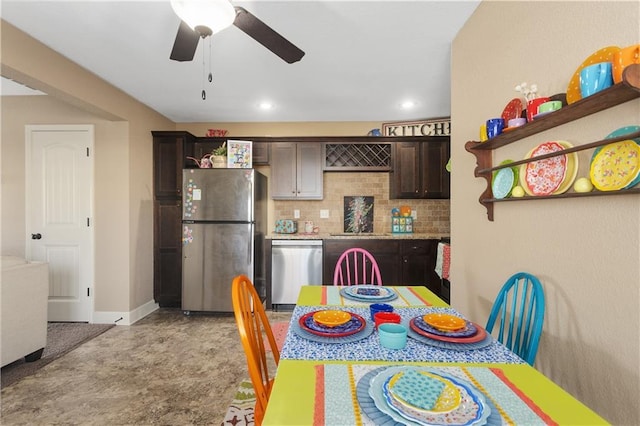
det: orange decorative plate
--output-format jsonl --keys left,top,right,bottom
{"left": 423, "top": 313, "right": 466, "bottom": 331}
{"left": 313, "top": 310, "right": 351, "bottom": 327}
{"left": 566, "top": 46, "right": 620, "bottom": 104}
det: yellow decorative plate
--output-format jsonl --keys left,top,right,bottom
{"left": 590, "top": 140, "right": 640, "bottom": 191}
{"left": 312, "top": 310, "right": 351, "bottom": 327}
{"left": 388, "top": 370, "right": 461, "bottom": 414}
{"left": 423, "top": 313, "right": 466, "bottom": 331}
{"left": 566, "top": 46, "right": 620, "bottom": 104}
{"left": 553, "top": 141, "right": 579, "bottom": 195}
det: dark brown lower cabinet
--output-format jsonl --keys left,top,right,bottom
{"left": 322, "top": 239, "right": 443, "bottom": 299}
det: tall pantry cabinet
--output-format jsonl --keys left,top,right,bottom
{"left": 152, "top": 131, "right": 195, "bottom": 307}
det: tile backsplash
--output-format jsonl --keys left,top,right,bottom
{"left": 272, "top": 172, "right": 450, "bottom": 234}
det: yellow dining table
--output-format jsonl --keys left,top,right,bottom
{"left": 295, "top": 284, "right": 449, "bottom": 308}
{"left": 263, "top": 359, "right": 609, "bottom": 425}
{"left": 263, "top": 285, "right": 608, "bottom": 425}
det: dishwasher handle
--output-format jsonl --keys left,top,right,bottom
{"left": 272, "top": 240, "right": 323, "bottom": 247}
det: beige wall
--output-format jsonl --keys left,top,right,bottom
{"left": 1, "top": 20, "right": 175, "bottom": 317}
{"left": 452, "top": 2, "right": 639, "bottom": 424}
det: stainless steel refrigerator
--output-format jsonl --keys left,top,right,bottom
{"left": 181, "top": 168, "right": 267, "bottom": 313}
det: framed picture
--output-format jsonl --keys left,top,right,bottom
{"left": 227, "top": 140, "right": 252, "bottom": 168}
{"left": 343, "top": 196, "right": 374, "bottom": 233}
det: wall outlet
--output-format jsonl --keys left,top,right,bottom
{"left": 293, "top": 209, "right": 300, "bottom": 219}
{"left": 320, "top": 209, "right": 330, "bottom": 219}
{"left": 411, "top": 210, "right": 417, "bottom": 219}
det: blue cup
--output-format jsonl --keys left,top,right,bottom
{"left": 486, "top": 118, "right": 505, "bottom": 139}
{"left": 580, "top": 62, "right": 613, "bottom": 98}
{"left": 369, "top": 303, "right": 393, "bottom": 321}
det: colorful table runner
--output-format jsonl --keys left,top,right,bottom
{"left": 315, "top": 364, "right": 557, "bottom": 425}
{"left": 322, "top": 286, "right": 434, "bottom": 307}
{"left": 280, "top": 306, "right": 525, "bottom": 364}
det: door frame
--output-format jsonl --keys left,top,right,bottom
{"left": 25, "top": 124, "right": 95, "bottom": 322}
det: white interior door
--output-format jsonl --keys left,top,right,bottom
{"left": 26, "top": 125, "right": 94, "bottom": 322}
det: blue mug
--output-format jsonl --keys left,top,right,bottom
{"left": 580, "top": 62, "right": 613, "bottom": 98}
{"left": 486, "top": 118, "right": 505, "bottom": 139}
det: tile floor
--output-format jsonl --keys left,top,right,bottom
{"left": 0, "top": 308, "right": 291, "bottom": 425}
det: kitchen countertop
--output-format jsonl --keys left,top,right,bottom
{"left": 267, "top": 233, "right": 450, "bottom": 240}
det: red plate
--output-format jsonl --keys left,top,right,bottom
{"left": 501, "top": 98, "right": 524, "bottom": 123}
{"left": 409, "top": 319, "right": 487, "bottom": 343}
{"left": 299, "top": 311, "right": 366, "bottom": 337}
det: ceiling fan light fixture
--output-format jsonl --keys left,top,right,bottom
{"left": 170, "top": 0, "right": 236, "bottom": 36}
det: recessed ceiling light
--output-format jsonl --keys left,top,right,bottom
{"left": 258, "top": 102, "right": 274, "bottom": 110}
{"left": 400, "top": 100, "right": 416, "bottom": 109}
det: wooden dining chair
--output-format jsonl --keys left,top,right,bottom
{"left": 485, "top": 272, "right": 545, "bottom": 365}
{"left": 231, "top": 274, "right": 280, "bottom": 425}
{"left": 333, "top": 247, "right": 382, "bottom": 286}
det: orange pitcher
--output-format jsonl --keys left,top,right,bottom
{"left": 613, "top": 44, "right": 640, "bottom": 83}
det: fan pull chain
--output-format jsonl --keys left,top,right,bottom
{"left": 208, "top": 37, "right": 213, "bottom": 84}
{"left": 201, "top": 40, "right": 206, "bottom": 100}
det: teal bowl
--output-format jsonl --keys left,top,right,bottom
{"left": 378, "top": 323, "right": 407, "bottom": 349}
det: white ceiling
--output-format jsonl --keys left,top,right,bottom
{"left": 0, "top": 0, "right": 479, "bottom": 123}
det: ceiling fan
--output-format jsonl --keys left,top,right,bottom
{"left": 169, "top": 0, "right": 305, "bottom": 64}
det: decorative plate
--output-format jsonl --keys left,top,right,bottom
{"left": 520, "top": 141, "right": 567, "bottom": 196}
{"left": 410, "top": 319, "right": 487, "bottom": 344}
{"left": 423, "top": 313, "right": 466, "bottom": 331}
{"left": 340, "top": 285, "right": 398, "bottom": 302}
{"left": 313, "top": 310, "right": 351, "bottom": 327}
{"left": 552, "top": 141, "right": 579, "bottom": 195}
{"left": 291, "top": 317, "right": 374, "bottom": 344}
{"left": 591, "top": 126, "right": 640, "bottom": 189}
{"left": 405, "top": 322, "right": 494, "bottom": 350}
{"left": 368, "top": 366, "right": 490, "bottom": 426}
{"left": 501, "top": 98, "right": 524, "bottom": 123}
{"left": 387, "top": 369, "right": 461, "bottom": 414}
{"left": 492, "top": 159, "right": 519, "bottom": 199}
{"left": 356, "top": 367, "right": 503, "bottom": 426}
{"left": 299, "top": 311, "right": 365, "bottom": 337}
{"left": 413, "top": 316, "right": 478, "bottom": 337}
{"left": 566, "top": 46, "right": 621, "bottom": 104}
{"left": 589, "top": 140, "right": 640, "bottom": 191}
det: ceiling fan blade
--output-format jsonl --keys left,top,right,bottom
{"left": 170, "top": 20, "right": 201, "bottom": 62}
{"left": 233, "top": 7, "right": 305, "bottom": 64}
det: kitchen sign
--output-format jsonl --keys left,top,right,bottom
{"left": 382, "top": 117, "right": 450, "bottom": 137}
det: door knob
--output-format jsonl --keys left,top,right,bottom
{"left": 31, "top": 233, "right": 42, "bottom": 240}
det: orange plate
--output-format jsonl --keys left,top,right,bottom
{"left": 313, "top": 310, "right": 351, "bottom": 327}
{"left": 566, "top": 46, "right": 620, "bottom": 104}
{"left": 423, "top": 313, "right": 466, "bottom": 331}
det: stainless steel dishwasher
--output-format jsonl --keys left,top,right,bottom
{"left": 271, "top": 240, "right": 323, "bottom": 310}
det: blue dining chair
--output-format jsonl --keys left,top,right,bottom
{"left": 485, "top": 272, "right": 545, "bottom": 365}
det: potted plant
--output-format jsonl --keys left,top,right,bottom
{"left": 210, "top": 142, "right": 227, "bottom": 168}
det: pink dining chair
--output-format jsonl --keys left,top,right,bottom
{"left": 333, "top": 248, "right": 382, "bottom": 286}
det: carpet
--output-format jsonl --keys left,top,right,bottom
{"left": 220, "top": 380, "right": 256, "bottom": 426}
{"left": 1, "top": 322, "right": 114, "bottom": 389}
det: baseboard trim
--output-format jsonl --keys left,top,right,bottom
{"left": 92, "top": 300, "right": 159, "bottom": 325}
